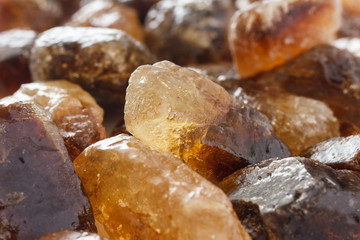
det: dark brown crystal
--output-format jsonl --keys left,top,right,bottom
{"left": 0, "top": 102, "right": 96, "bottom": 240}
{"left": 220, "top": 157, "right": 360, "bottom": 240}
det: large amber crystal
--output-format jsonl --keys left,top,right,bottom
{"left": 0, "top": 102, "right": 95, "bottom": 240}
{"left": 1, "top": 80, "right": 106, "bottom": 161}
{"left": 229, "top": 0, "right": 341, "bottom": 77}
{"left": 30, "top": 26, "right": 155, "bottom": 106}
{"left": 73, "top": 134, "right": 250, "bottom": 240}
{"left": 220, "top": 157, "right": 360, "bottom": 240}
{"left": 125, "top": 61, "right": 290, "bottom": 183}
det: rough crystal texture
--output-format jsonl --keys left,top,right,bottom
{"left": 0, "top": 102, "right": 96, "bottom": 240}
{"left": 230, "top": 44, "right": 360, "bottom": 136}
{"left": 0, "top": 29, "right": 36, "bottom": 98}
{"left": 219, "top": 157, "right": 360, "bottom": 240}
{"left": 1, "top": 80, "right": 106, "bottom": 161}
{"left": 37, "top": 231, "right": 108, "bottom": 240}
{"left": 0, "top": 0, "right": 62, "bottom": 32}
{"left": 30, "top": 26, "right": 156, "bottom": 106}
{"left": 73, "top": 134, "right": 250, "bottom": 240}
{"left": 145, "top": 0, "right": 234, "bottom": 65}
{"left": 232, "top": 87, "right": 340, "bottom": 154}
{"left": 229, "top": 0, "right": 342, "bottom": 78}
{"left": 300, "top": 134, "right": 360, "bottom": 171}
{"left": 125, "top": 61, "right": 290, "bottom": 183}
{"left": 67, "top": 1, "right": 144, "bottom": 42}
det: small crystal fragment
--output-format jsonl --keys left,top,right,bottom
{"left": 1, "top": 80, "right": 106, "bottom": 161}
{"left": 0, "top": 102, "right": 96, "bottom": 240}
{"left": 73, "top": 134, "right": 251, "bottom": 240}
{"left": 229, "top": 0, "right": 342, "bottom": 77}
{"left": 0, "top": 0, "right": 62, "bottom": 32}
{"left": 300, "top": 134, "right": 360, "bottom": 171}
{"left": 67, "top": 1, "right": 144, "bottom": 42}
{"left": 145, "top": 0, "right": 234, "bottom": 65}
{"left": 219, "top": 157, "right": 360, "bottom": 240}
{"left": 125, "top": 61, "right": 290, "bottom": 183}
{"left": 37, "top": 231, "right": 108, "bottom": 240}
{"left": 30, "top": 26, "right": 156, "bottom": 106}
{"left": 116, "top": 0, "right": 160, "bottom": 22}
{"left": 0, "top": 29, "right": 36, "bottom": 98}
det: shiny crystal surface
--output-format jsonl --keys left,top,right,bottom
{"left": 145, "top": 0, "right": 234, "bottom": 65}
{"left": 30, "top": 26, "right": 156, "bottom": 106}
{"left": 0, "top": 0, "right": 62, "bottom": 32}
{"left": 67, "top": 1, "right": 144, "bottom": 42}
{"left": 0, "top": 102, "right": 96, "bottom": 240}
{"left": 229, "top": 0, "right": 341, "bottom": 77}
{"left": 0, "top": 29, "right": 36, "bottom": 98}
{"left": 301, "top": 134, "right": 360, "bottom": 171}
{"left": 37, "top": 231, "right": 108, "bottom": 240}
{"left": 220, "top": 157, "right": 360, "bottom": 240}
{"left": 74, "top": 134, "right": 250, "bottom": 240}
{"left": 125, "top": 61, "right": 290, "bottom": 183}
{"left": 1, "top": 80, "right": 106, "bottom": 161}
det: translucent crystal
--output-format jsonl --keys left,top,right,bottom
{"left": 0, "top": 29, "right": 36, "bottom": 98}
{"left": 37, "top": 231, "right": 108, "bottom": 240}
{"left": 220, "top": 157, "right": 360, "bottom": 239}
{"left": 229, "top": 0, "right": 342, "bottom": 77}
{"left": 67, "top": 1, "right": 144, "bottom": 42}
{"left": 125, "top": 61, "right": 290, "bottom": 183}
{"left": 0, "top": 0, "right": 62, "bottom": 32}
{"left": 30, "top": 26, "right": 156, "bottom": 106}
{"left": 1, "top": 80, "right": 106, "bottom": 161}
{"left": 301, "top": 134, "right": 360, "bottom": 171}
{"left": 145, "top": 0, "right": 234, "bottom": 65}
{"left": 73, "top": 134, "right": 250, "bottom": 240}
{"left": 0, "top": 102, "right": 95, "bottom": 240}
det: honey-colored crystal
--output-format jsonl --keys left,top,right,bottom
{"left": 73, "top": 134, "right": 250, "bottom": 240}
{"left": 125, "top": 61, "right": 290, "bottom": 183}
{"left": 229, "top": 0, "right": 342, "bottom": 77}
{"left": 67, "top": 1, "right": 144, "bottom": 42}
{"left": 1, "top": 80, "right": 106, "bottom": 160}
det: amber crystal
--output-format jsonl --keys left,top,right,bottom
{"left": 0, "top": 102, "right": 96, "bottom": 240}
{"left": 30, "top": 26, "right": 155, "bottom": 107}
{"left": 301, "top": 134, "right": 360, "bottom": 171}
{"left": 125, "top": 61, "right": 290, "bottom": 183}
{"left": 1, "top": 80, "right": 106, "bottom": 161}
{"left": 229, "top": 0, "right": 341, "bottom": 78}
{"left": 0, "top": 29, "right": 35, "bottom": 98}
{"left": 0, "top": 0, "right": 62, "bottom": 32}
{"left": 37, "top": 231, "right": 108, "bottom": 240}
{"left": 116, "top": 0, "right": 160, "bottom": 22}
{"left": 220, "top": 157, "right": 360, "bottom": 240}
{"left": 73, "top": 134, "right": 250, "bottom": 240}
{"left": 145, "top": 0, "right": 234, "bottom": 65}
{"left": 67, "top": 1, "right": 144, "bottom": 42}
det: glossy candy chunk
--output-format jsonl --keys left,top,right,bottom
{"left": 220, "top": 157, "right": 360, "bottom": 240}
{"left": 37, "top": 231, "right": 108, "bottom": 240}
{"left": 73, "top": 134, "right": 250, "bottom": 240}
{"left": 0, "top": 102, "right": 96, "bottom": 240}
{"left": 0, "top": 0, "right": 62, "bottom": 32}
{"left": 125, "top": 61, "right": 290, "bottom": 183}
{"left": 300, "top": 134, "right": 360, "bottom": 171}
{"left": 30, "top": 26, "right": 155, "bottom": 107}
{"left": 1, "top": 80, "right": 106, "bottom": 161}
{"left": 229, "top": 0, "right": 341, "bottom": 78}
{"left": 67, "top": 1, "right": 144, "bottom": 42}
{"left": 233, "top": 88, "right": 340, "bottom": 154}
{"left": 145, "top": 0, "right": 234, "bottom": 65}
{"left": 0, "top": 29, "right": 36, "bottom": 98}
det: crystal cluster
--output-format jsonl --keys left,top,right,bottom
{"left": 0, "top": 102, "right": 95, "bottom": 240}
{"left": 74, "top": 134, "right": 250, "bottom": 240}
{"left": 30, "top": 26, "right": 156, "bottom": 107}
{"left": 125, "top": 61, "right": 290, "bottom": 183}
{"left": 220, "top": 157, "right": 360, "bottom": 239}
{"left": 1, "top": 80, "right": 106, "bottom": 161}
